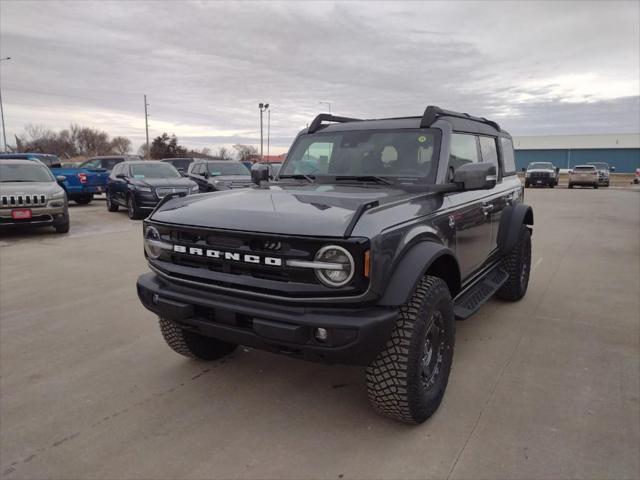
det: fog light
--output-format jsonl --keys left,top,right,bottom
{"left": 314, "top": 327, "right": 328, "bottom": 342}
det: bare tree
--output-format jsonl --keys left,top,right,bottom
{"left": 232, "top": 144, "right": 259, "bottom": 163}
{"left": 110, "top": 136, "right": 132, "bottom": 155}
{"left": 217, "top": 146, "right": 232, "bottom": 160}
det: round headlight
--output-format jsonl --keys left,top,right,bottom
{"left": 144, "top": 225, "right": 169, "bottom": 259}
{"left": 314, "top": 245, "right": 354, "bottom": 288}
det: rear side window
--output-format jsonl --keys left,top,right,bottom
{"left": 479, "top": 136, "right": 499, "bottom": 173}
{"left": 499, "top": 138, "right": 516, "bottom": 175}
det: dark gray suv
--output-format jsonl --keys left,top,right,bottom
{"left": 136, "top": 106, "right": 533, "bottom": 424}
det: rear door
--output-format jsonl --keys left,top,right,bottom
{"left": 447, "top": 133, "right": 492, "bottom": 278}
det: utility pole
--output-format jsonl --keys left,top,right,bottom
{"left": 144, "top": 95, "right": 150, "bottom": 159}
{"left": 267, "top": 107, "right": 270, "bottom": 163}
{"left": 0, "top": 57, "right": 12, "bottom": 152}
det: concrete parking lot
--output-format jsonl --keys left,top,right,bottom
{"left": 1, "top": 188, "right": 639, "bottom": 480}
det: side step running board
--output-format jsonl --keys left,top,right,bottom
{"left": 453, "top": 267, "right": 508, "bottom": 320}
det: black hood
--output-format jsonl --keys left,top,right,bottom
{"left": 150, "top": 184, "right": 425, "bottom": 237}
{"left": 133, "top": 177, "right": 195, "bottom": 188}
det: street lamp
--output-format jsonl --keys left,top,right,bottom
{"left": 319, "top": 101, "right": 332, "bottom": 114}
{"left": 258, "top": 102, "right": 269, "bottom": 161}
{"left": 0, "top": 57, "right": 11, "bottom": 152}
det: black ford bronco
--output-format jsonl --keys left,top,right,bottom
{"left": 136, "top": 106, "right": 533, "bottom": 424}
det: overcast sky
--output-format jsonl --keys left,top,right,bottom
{"left": 1, "top": 0, "right": 639, "bottom": 153}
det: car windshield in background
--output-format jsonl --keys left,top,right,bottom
{"left": 208, "top": 163, "right": 250, "bottom": 176}
{"left": 280, "top": 129, "right": 439, "bottom": 182}
{"left": 574, "top": 166, "right": 596, "bottom": 171}
{"left": 130, "top": 163, "right": 180, "bottom": 179}
{"left": 0, "top": 163, "right": 54, "bottom": 182}
{"left": 528, "top": 163, "right": 554, "bottom": 169}
{"left": 167, "top": 159, "right": 192, "bottom": 171}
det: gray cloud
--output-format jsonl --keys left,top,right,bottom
{"left": 0, "top": 0, "right": 638, "bottom": 152}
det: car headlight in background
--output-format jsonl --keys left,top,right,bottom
{"left": 143, "top": 225, "right": 172, "bottom": 259}
{"left": 313, "top": 245, "right": 355, "bottom": 287}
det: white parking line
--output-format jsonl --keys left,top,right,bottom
{"left": 532, "top": 257, "right": 543, "bottom": 272}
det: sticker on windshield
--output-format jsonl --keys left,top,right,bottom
{"left": 418, "top": 135, "right": 427, "bottom": 143}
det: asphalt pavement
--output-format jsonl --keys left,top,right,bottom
{"left": 1, "top": 188, "right": 638, "bottom": 479}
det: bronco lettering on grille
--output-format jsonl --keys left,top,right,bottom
{"left": 173, "top": 244, "right": 282, "bottom": 266}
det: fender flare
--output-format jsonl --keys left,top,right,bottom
{"left": 378, "top": 242, "right": 460, "bottom": 306}
{"left": 497, "top": 203, "right": 534, "bottom": 254}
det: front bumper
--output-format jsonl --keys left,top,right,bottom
{"left": 137, "top": 272, "right": 397, "bottom": 365}
{"left": 0, "top": 206, "right": 68, "bottom": 228}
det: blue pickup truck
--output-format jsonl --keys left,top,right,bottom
{"left": 0, "top": 153, "right": 109, "bottom": 204}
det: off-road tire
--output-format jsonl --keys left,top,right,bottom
{"left": 127, "top": 194, "right": 144, "bottom": 220}
{"left": 594, "top": 184, "right": 599, "bottom": 189}
{"left": 159, "top": 317, "right": 237, "bottom": 361}
{"left": 365, "top": 276, "right": 455, "bottom": 424}
{"left": 106, "top": 192, "right": 119, "bottom": 212}
{"left": 496, "top": 224, "right": 531, "bottom": 301}
{"left": 73, "top": 194, "right": 93, "bottom": 205}
{"left": 549, "top": 183, "right": 554, "bottom": 188}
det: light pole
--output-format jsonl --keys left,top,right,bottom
{"left": 319, "top": 101, "right": 332, "bottom": 114}
{"left": 144, "top": 95, "right": 150, "bottom": 159}
{"left": 0, "top": 57, "right": 12, "bottom": 152}
{"left": 258, "top": 102, "right": 269, "bottom": 161}
{"left": 267, "top": 107, "right": 271, "bottom": 163}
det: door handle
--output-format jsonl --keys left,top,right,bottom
{"left": 482, "top": 203, "right": 494, "bottom": 215}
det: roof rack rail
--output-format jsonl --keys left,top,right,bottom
{"left": 420, "top": 105, "right": 501, "bottom": 132}
{"left": 308, "top": 113, "right": 362, "bottom": 134}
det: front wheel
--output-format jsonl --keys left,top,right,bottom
{"left": 366, "top": 276, "right": 455, "bottom": 424}
{"left": 496, "top": 224, "right": 531, "bottom": 301}
{"left": 54, "top": 214, "right": 70, "bottom": 234}
{"left": 568, "top": 183, "right": 574, "bottom": 189}
{"left": 127, "top": 194, "right": 143, "bottom": 220}
{"left": 106, "top": 192, "right": 119, "bottom": 212}
{"left": 159, "top": 318, "right": 237, "bottom": 360}
{"left": 594, "top": 184, "right": 599, "bottom": 189}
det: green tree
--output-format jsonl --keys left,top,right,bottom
{"left": 149, "top": 133, "right": 187, "bottom": 160}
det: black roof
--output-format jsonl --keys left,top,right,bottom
{"left": 304, "top": 105, "right": 509, "bottom": 137}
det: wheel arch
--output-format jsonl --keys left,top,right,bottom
{"left": 378, "top": 242, "right": 461, "bottom": 306}
{"left": 497, "top": 203, "right": 533, "bottom": 255}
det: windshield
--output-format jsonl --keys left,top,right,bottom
{"left": 280, "top": 129, "right": 439, "bottom": 182}
{"left": 528, "top": 162, "right": 553, "bottom": 170}
{"left": 0, "top": 163, "right": 54, "bottom": 182}
{"left": 574, "top": 166, "right": 595, "bottom": 171}
{"left": 130, "top": 163, "right": 180, "bottom": 179}
{"left": 208, "top": 162, "right": 250, "bottom": 176}
{"left": 165, "top": 159, "right": 192, "bottom": 170}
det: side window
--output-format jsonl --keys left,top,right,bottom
{"left": 500, "top": 138, "right": 516, "bottom": 175}
{"left": 479, "top": 136, "right": 499, "bottom": 174}
{"left": 448, "top": 133, "right": 478, "bottom": 180}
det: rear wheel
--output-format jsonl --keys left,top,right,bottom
{"left": 496, "top": 224, "right": 531, "bottom": 301}
{"left": 159, "top": 317, "right": 237, "bottom": 360}
{"left": 73, "top": 194, "right": 93, "bottom": 205}
{"left": 366, "top": 276, "right": 455, "bottom": 424}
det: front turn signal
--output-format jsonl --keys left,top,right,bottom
{"left": 364, "top": 250, "right": 371, "bottom": 278}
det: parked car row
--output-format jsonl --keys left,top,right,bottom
{"left": 523, "top": 161, "right": 616, "bottom": 189}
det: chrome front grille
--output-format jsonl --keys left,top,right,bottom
{"left": 1, "top": 194, "right": 47, "bottom": 207}
{"left": 156, "top": 187, "right": 188, "bottom": 198}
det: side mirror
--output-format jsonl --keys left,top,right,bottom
{"left": 56, "top": 175, "right": 66, "bottom": 184}
{"left": 555, "top": 167, "right": 560, "bottom": 173}
{"left": 251, "top": 164, "right": 269, "bottom": 186}
{"left": 116, "top": 173, "right": 126, "bottom": 179}
{"left": 200, "top": 171, "right": 209, "bottom": 178}
{"left": 521, "top": 167, "right": 526, "bottom": 172}
{"left": 453, "top": 163, "right": 496, "bottom": 190}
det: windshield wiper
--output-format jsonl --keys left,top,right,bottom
{"left": 278, "top": 174, "right": 316, "bottom": 183}
{"left": 334, "top": 175, "right": 394, "bottom": 185}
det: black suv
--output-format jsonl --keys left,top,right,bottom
{"left": 187, "top": 160, "right": 251, "bottom": 191}
{"left": 136, "top": 106, "right": 533, "bottom": 424}
{"left": 524, "top": 162, "right": 559, "bottom": 188}
{"left": 106, "top": 161, "right": 198, "bottom": 219}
